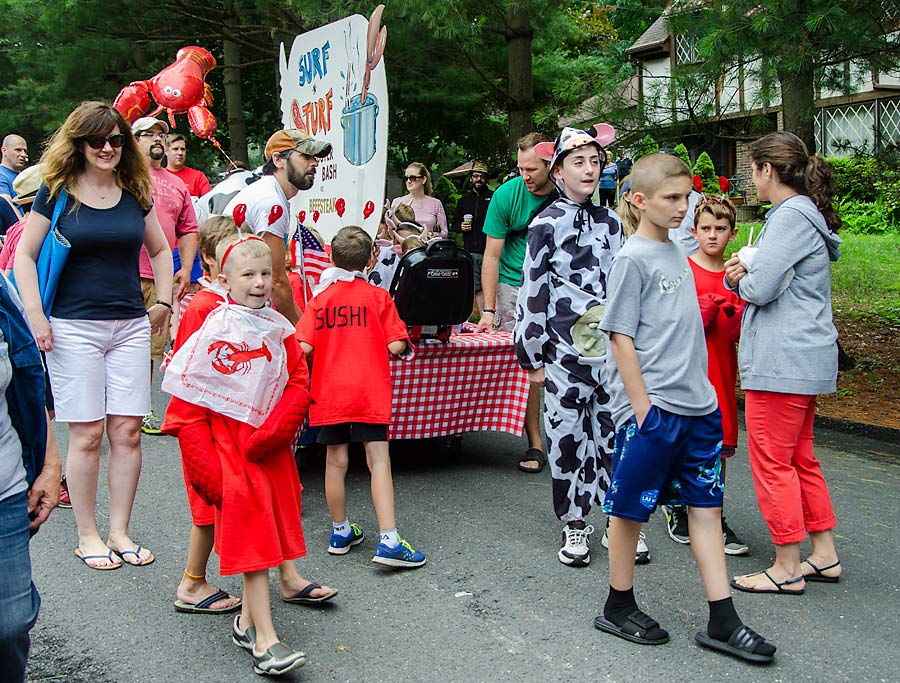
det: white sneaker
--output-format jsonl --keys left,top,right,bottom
{"left": 635, "top": 532, "right": 651, "bottom": 564}
{"left": 558, "top": 523, "right": 594, "bottom": 567}
{"left": 600, "top": 528, "right": 651, "bottom": 565}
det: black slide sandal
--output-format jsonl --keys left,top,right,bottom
{"left": 517, "top": 448, "right": 546, "bottom": 474}
{"left": 594, "top": 609, "right": 669, "bottom": 645}
{"left": 695, "top": 625, "right": 776, "bottom": 664}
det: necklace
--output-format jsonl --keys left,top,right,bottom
{"left": 86, "top": 184, "right": 115, "bottom": 200}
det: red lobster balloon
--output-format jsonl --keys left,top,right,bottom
{"left": 114, "top": 46, "right": 218, "bottom": 141}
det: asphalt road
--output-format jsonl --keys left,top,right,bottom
{"left": 24, "top": 387, "right": 900, "bottom": 683}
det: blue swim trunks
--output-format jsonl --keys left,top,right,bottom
{"left": 602, "top": 406, "right": 723, "bottom": 523}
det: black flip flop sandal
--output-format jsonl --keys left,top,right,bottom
{"left": 730, "top": 569, "right": 805, "bottom": 595}
{"left": 282, "top": 582, "right": 338, "bottom": 605}
{"left": 517, "top": 448, "right": 546, "bottom": 474}
{"left": 802, "top": 559, "right": 841, "bottom": 583}
{"left": 695, "top": 625, "right": 776, "bottom": 664}
{"left": 593, "top": 609, "right": 669, "bottom": 645}
{"left": 174, "top": 590, "right": 241, "bottom": 614}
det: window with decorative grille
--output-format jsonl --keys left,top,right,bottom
{"left": 675, "top": 34, "right": 699, "bottom": 65}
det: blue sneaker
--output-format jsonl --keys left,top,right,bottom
{"left": 372, "top": 538, "right": 426, "bottom": 568}
{"left": 328, "top": 523, "right": 365, "bottom": 555}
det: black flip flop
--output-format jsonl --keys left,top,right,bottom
{"left": 174, "top": 590, "right": 241, "bottom": 614}
{"left": 695, "top": 625, "right": 776, "bottom": 665}
{"left": 517, "top": 448, "right": 546, "bottom": 474}
{"left": 802, "top": 559, "right": 841, "bottom": 583}
{"left": 730, "top": 569, "right": 804, "bottom": 595}
{"left": 282, "top": 582, "right": 338, "bottom": 605}
{"left": 593, "top": 609, "right": 669, "bottom": 645}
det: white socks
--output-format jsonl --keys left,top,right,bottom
{"left": 380, "top": 528, "right": 399, "bottom": 547}
{"left": 333, "top": 519, "right": 350, "bottom": 536}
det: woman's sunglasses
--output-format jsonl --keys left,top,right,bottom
{"left": 404, "top": 174, "right": 424, "bottom": 181}
{"left": 82, "top": 134, "right": 126, "bottom": 150}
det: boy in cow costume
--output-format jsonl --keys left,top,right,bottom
{"left": 514, "top": 124, "right": 635, "bottom": 568}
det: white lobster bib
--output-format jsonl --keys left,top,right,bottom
{"left": 162, "top": 303, "right": 296, "bottom": 427}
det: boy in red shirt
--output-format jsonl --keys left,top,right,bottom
{"left": 663, "top": 199, "right": 748, "bottom": 555}
{"left": 296, "top": 226, "right": 426, "bottom": 569}
{"left": 165, "top": 221, "right": 336, "bottom": 623}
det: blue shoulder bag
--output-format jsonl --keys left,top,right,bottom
{"left": 10, "top": 188, "right": 70, "bottom": 314}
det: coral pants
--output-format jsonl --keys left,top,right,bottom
{"left": 744, "top": 390, "right": 837, "bottom": 545}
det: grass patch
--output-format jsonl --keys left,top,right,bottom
{"left": 726, "top": 223, "right": 900, "bottom": 326}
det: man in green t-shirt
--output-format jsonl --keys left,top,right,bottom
{"left": 476, "top": 132, "right": 557, "bottom": 473}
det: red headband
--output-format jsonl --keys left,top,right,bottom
{"left": 220, "top": 235, "right": 266, "bottom": 272}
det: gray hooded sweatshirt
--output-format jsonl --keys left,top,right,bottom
{"left": 728, "top": 195, "right": 841, "bottom": 395}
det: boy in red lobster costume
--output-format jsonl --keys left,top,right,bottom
{"left": 162, "top": 234, "right": 325, "bottom": 676}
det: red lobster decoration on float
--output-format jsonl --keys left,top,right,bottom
{"left": 114, "top": 46, "right": 230, "bottom": 158}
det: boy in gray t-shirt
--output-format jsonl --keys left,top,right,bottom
{"left": 594, "top": 153, "right": 776, "bottom": 665}
{"left": 601, "top": 235, "right": 716, "bottom": 427}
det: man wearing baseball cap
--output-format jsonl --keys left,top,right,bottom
{"left": 132, "top": 116, "right": 200, "bottom": 435}
{"left": 224, "top": 127, "right": 331, "bottom": 324}
{"left": 451, "top": 160, "right": 493, "bottom": 312}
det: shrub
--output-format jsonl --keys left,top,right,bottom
{"left": 432, "top": 174, "right": 461, "bottom": 224}
{"left": 692, "top": 151, "right": 717, "bottom": 195}
{"left": 835, "top": 197, "right": 899, "bottom": 234}
{"left": 673, "top": 143, "right": 691, "bottom": 169}
{"left": 634, "top": 135, "right": 659, "bottom": 161}
{"left": 826, "top": 155, "right": 882, "bottom": 202}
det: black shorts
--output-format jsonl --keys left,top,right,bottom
{"left": 316, "top": 422, "right": 389, "bottom": 445}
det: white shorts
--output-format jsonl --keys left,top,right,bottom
{"left": 46, "top": 317, "right": 151, "bottom": 422}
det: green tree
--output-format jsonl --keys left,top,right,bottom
{"left": 0, "top": 0, "right": 309, "bottom": 167}
{"left": 633, "top": 134, "right": 658, "bottom": 160}
{"left": 388, "top": 0, "right": 612, "bottom": 157}
{"left": 0, "top": 1, "right": 634, "bottom": 177}
{"left": 692, "top": 151, "right": 717, "bottom": 194}
{"left": 673, "top": 143, "right": 691, "bottom": 168}
{"left": 664, "top": 1, "right": 900, "bottom": 152}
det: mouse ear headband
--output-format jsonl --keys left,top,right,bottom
{"left": 534, "top": 123, "right": 616, "bottom": 169}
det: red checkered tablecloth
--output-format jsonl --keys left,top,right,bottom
{"left": 388, "top": 327, "right": 529, "bottom": 440}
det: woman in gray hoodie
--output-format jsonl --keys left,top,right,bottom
{"left": 724, "top": 131, "right": 842, "bottom": 595}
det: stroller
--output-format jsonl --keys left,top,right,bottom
{"left": 389, "top": 238, "right": 474, "bottom": 342}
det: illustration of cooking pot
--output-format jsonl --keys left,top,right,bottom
{"left": 341, "top": 93, "right": 379, "bottom": 166}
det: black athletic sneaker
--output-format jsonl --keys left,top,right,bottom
{"left": 664, "top": 505, "right": 690, "bottom": 544}
{"left": 722, "top": 517, "right": 749, "bottom": 555}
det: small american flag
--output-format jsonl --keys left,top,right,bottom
{"left": 293, "top": 225, "right": 331, "bottom": 304}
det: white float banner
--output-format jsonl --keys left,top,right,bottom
{"left": 278, "top": 12, "right": 388, "bottom": 244}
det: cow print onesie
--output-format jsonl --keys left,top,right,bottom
{"left": 514, "top": 197, "right": 624, "bottom": 522}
